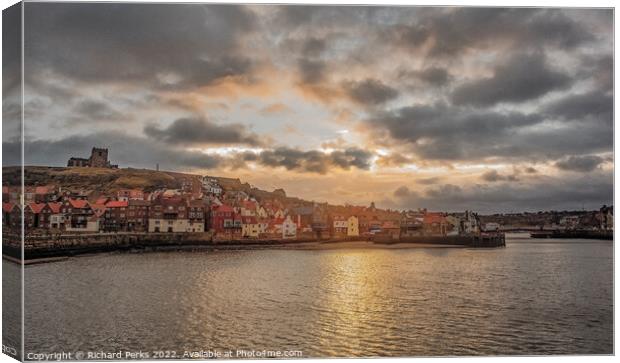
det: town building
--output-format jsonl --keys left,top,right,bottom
{"left": 187, "top": 200, "right": 205, "bottom": 232}
{"left": 148, "top": 197, "right": 194, "bottom": 233}
{"left": 24, "top": 203, "right": 46, "bottom": 229}
{"left": 61, "top": 199, "right": 95, "bottom": 229}
{"left": 2, "top": 203, "right": 21, "bottom": 231}
{"left": 202, "top": 176, "right": 223, "bottom": 195}
{"left": 282, "top": 215, "right": 297, "bottom": 239}
{"left": 47, "top": 202, "right": 65, "bottom": 229}
{"left": 127, "top": 200, "right": 150, "bottom": 232}
{"left": 423, "top": 213, "right": 448, "bottom": 236}
{"left": 209, "top": 204, "right": 242, "bottom": 238}
{"left": 599, "top": 205, "right": 614, "bottom": 230}
{"left": 103, "top": 201, "right": 129, "bottom": 232}
{"left": 331, "top": 215, "right": 348, "bottom": 237}
{"left": 117, "top": 189, "right": 145, "bottom": 202}
{"left": 347, "top": 216, "right": 359, "bottom": 237}
{"left": 241, "top": 216, "right": 260, "bottom": 238}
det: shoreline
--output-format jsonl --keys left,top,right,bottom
{"left": 3, "top": 239, "right": 470, "bottom": 265}
{"left": 3, "top": 233, "right": 505, "bottom": 264}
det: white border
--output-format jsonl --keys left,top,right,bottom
{"left": 0, "top": 2, "right": 616, "bottom": 363}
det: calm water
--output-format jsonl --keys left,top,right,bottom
{"left": 21, "top": 235, "right": 613, "bottom": 357}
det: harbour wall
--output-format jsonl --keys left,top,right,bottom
{"left": 3, "top": 232, "right": 505, "bottom": 260}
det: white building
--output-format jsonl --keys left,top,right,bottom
{"left": 202, "top": 176, "right": 223, "bottom": 195}
{"left": 282, "top": 216, "right": 297, "bottom": 239}
{"left": 148, "top": 219, "right": 204, "bottom": 233}
{"left": 347, "top": 216, "right": 359, "bottom": 237}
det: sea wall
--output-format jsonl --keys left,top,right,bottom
{"left": 2, "top": 231, "right": 506, "bottom": 260}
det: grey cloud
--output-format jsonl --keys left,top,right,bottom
{"left": 25, "top": 3, "right": 257, "bottom": 89}
{"left": 344, "top": 79, "right": 399, "bottom": 105}
{"left": 2, "top": 3, "right": 21, "bottom": 95}
{"left": 367, "top": 103, "right": 541, "bottom": 160}
{"left": 390, "top": 173, "right": 612, "bottom": 213}
{"left": 451, "top": 53, "right": 571, "bottom": 106}
{"left": 275, "top": 5, "right": 379, "bottom": 30}
{"left": 234, "top": 147, "right": 374, "bottom": 174}
{"left": 144, "top": 117, "right": 262, "bottom": 147}
{"left": 392, "top": 8, "right": 596, "bottom": 58}
{"left": 302, "top": 37, "right": 327, "bottom": 57}
{"left": 399, "top": 67, "right": 450, "bottom": 87}
{"left": 298, "top": 59, "right": 327, "bottom": 84}
{"left": 544, "top": 90, "right": 613, "bottom": 123}
{"left": 366, "top": 100, "right": 612, "bottom": 162}
{"left": 555, "top": 155, "right": 606, "bottom": 172}
{"left": 4, "top": 133, "right": 224, "bottom": 170}
{"left": 5, "top": 133, "right": 374, "bottom": 175}
{"left": 481, "top": 170, "right": 519, "bottom": 182}
{"left": 69, "top": 100, "right": 125, "bottom": 123}
{"left": 394, "top": 186, "right": 415, "bottom": 198}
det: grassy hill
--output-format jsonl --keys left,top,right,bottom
{"left": 3, "top": 166, "right": 308, "bottom": 206}
{"left": 4, "top": 166, "right": 192, "bottom": 194}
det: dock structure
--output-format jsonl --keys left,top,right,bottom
{"left": 531, "top": 230, "right": 612, "bottom": 240}
{"left": 375, "top": 233, "right": 506, "bottom": 247}
{"left": 470, "top": 233, "right": 506, "bottom": 247}
{"left": 5, "top": 230, "right": 508, "bottom": 261}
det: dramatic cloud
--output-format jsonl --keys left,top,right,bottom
{"left": 399, "top": 67, "right": 450, "bottom": 87}
{"left": 298, "top": 59, "right": 327, "bottom": 84}
{"left": 344, "top": 79, "right": 399, "bottom": 105}
{"left": 391, "top": 173, "right": 613, "bottom": 213}
{"left": 391, "top": 8, "right": 596, "bottom": 58}
{"left": 69, "top": 100, "right": 125, "bottom": 124}
{"left": 544, "top": 90, "right": 613, "bottom": 122}
{"left": 24, "top": 3, "right": 257, "bottom": 89}
{"left": 366, "top": 103, "right": 544, "bottom": 160}
{"left": 394, "top": 185, "right": 416, "bottom": 198}
{"left": 481, "top": 170, "right": 519, "bottom": 182}
{"left": 4, "top": 133, "right": 223, "bottom": 170}
{"left": 235, "top": 147, "right": 374, "bottom": 174}
{"left": 555, "top": 155, "right": 606, "bottom": 172}
{"left": 9, "top": 4, "right": 613, "bottom": 211}
{"left": 451, "top": 53, "right": 571, "bottom": 106}
{"left": 365, "top": 98, "right": 612, "bottom": 163}
{"left": 144, "top": 117, "right": 263, "bottom": 146}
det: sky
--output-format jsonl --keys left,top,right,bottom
{"left": 2, "top": 3, "right": 614, "bottom": 213}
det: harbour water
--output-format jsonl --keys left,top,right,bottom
{"left": 17, "top": 234, "right": 613, "bottom": 357}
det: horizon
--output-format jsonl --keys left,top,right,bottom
{"left": 2, "top": 4, "right": 613, "bottom": 214}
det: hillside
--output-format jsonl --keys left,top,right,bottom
{"left": 3, "top": 166, "right": 308, "bottom": 206}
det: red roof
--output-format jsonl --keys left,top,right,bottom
{"left": 95, "top": 197, "right": 109, "bottom": 205}
{"left": 242, "top": 216, "right": 258, "bottom": 224}
{"left": 213, "top": 204, "right": 234, "bottom": 213}
{"left": 90, "top": 204, "right": 106, "bottom": 216}
{"left": 35, "top": 186, "right": 52, "bottom": 194}
{"left": 381, "top": 220, "right": 399, "bottom": 229}
{"left": 2, "top": 202, "right": 16, "bottom": 213}
{"left": 48, "top": 202, "right": 62, "bottom": 214}
{"left": 242, "top": 201, "right": 257, "bottom": 209}
{"left": 269, "top": 217, "right": 285, "bottom": 228}
{"left": 106, "top": 201, "right": 128, "bottom": 208}
{"left": 69, "top": 199, "right": 89, "bottom": 209}
{"left": 26, "top": 203, "right": 46, "bottom": 214}
{"left": 424, "top": 213, "right": 446, "bottom": 224}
